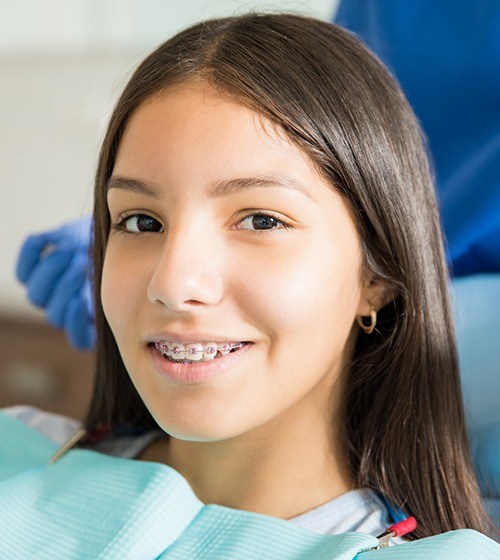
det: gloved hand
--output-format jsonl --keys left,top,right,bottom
{"left": 16, "top": 217, "right": 95, "bottom": 350}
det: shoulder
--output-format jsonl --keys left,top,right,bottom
{"left": 2, "top": 405, "right": 81, "bottom": 446}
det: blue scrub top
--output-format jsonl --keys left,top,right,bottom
{"left": 335, "top": 0, "right": 500, "bottom": 276}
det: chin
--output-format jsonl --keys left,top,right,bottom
{"left": 151, "top": 408, "right": 247, "bottom": 443}
{"left": 160, "top": 423, "right": 239, "bottom": 443}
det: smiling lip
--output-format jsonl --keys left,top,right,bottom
{"left": 150, "top": 341, "right": 252, "bottom": 384}
{"left": 149, "top": 333, "right": 246, "bottom": 345}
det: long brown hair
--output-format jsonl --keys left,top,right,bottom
{"left": 87, "top": 13, "right": 492, "bottom": 538}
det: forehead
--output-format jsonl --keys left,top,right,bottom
{"left": 115, "top": 84, "right": 315, "bottom": 178}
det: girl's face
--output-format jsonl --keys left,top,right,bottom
{"left": 103, "top": 84, "right": 377, "bottom": 442}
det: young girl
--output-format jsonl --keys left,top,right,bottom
{"left": 6, "top": 12, "right": 496, "bottom": 548}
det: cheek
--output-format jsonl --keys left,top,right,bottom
{"left": 237, "top": 241, "right": 362, "bottom": 339}
{"left": 101, "top": 246, "right": 142, "bottom": 336}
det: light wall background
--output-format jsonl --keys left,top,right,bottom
{"left": 0, "top": 0, "right": 340, "bottom": 317}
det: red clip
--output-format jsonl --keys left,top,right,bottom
{"left": 376, "top": 517, "right": 417, "bottom": 548}
{"left": 387, "top": 517, "right": 417, "bottom": 537}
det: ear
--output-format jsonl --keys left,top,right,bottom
{"left": 356, "top": 275, "right": 396, "bottom": 317}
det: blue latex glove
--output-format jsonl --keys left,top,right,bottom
{"left": 335, "top": 0, "right": 500, "bottom": 276}
{"left": 16, "top": 217, "right": 95, "bottom": 350}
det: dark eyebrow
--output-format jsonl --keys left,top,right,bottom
{"left": 208, "top": 176, "right": 314, "bottom": 200}
{"left": 106, "top": 176, "right": 162, "bottom": 199}
{"left": 107, "top": 174, "right": 314, "bottom": 200}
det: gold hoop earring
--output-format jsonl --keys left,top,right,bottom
{"left": 356, "top": 306, "right": 377, "bottom": 335}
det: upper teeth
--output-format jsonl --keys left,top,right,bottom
{"left": 155, "top": 341, "right": 243, "bottom": 362}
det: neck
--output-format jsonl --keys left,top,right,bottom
{"left": 140, "top": 400, "right": 353, "bottom": 519}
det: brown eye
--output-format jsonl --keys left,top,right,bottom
{"left": 237, "top": 213, "right": 288, "bottom": 231}
{"left": 121, "top": 214, "right": 163, "bottom": 233}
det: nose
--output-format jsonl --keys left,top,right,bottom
{"left": 147, "top": 224, "right": 224, "bottom": 312}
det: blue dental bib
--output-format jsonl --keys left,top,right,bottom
{"left": 0, "top": 413, "right": 497, "bottom": 559}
